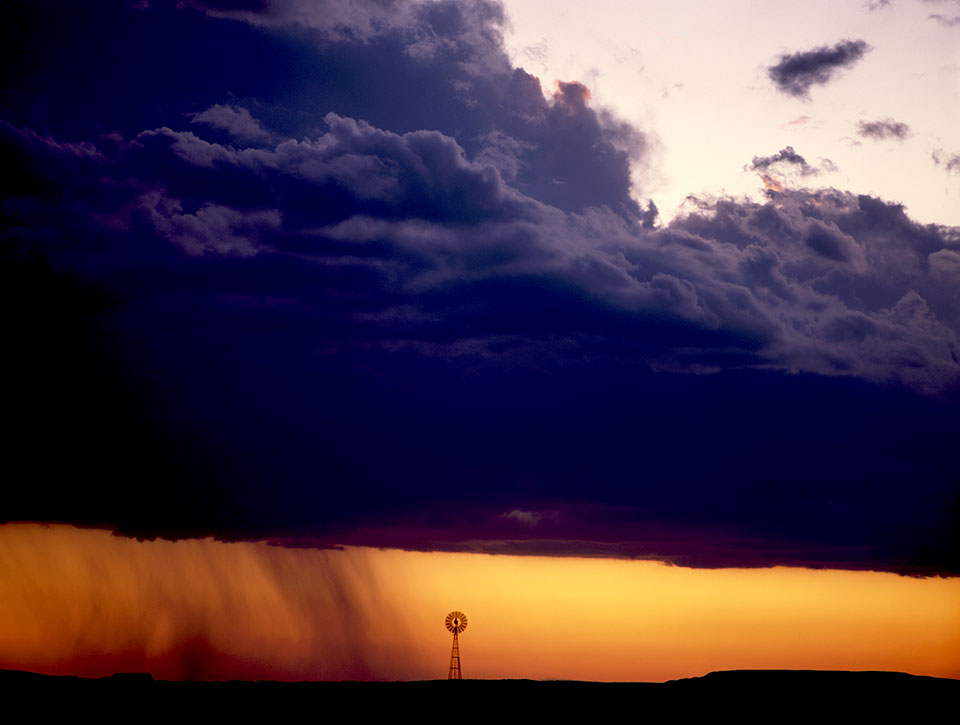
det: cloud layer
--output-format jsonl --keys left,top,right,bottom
{"left": 1, "top": 0, "right": 958, "bottom": 573}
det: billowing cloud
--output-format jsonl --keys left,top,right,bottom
{"left": 1, "top": 0, "right": 958, "bottom": 575}
{"left": 768, "top": 40, "right": 870, "bottom": 98}
{"left": 11, "top": 112, "right": 957, "bottom": 391}
{"left": 857, "top": 118, "right": 911, "bottom": 140}
{"left": 192, "top": 104, "right": 273, "bottom": 143}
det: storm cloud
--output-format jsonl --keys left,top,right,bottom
{"left": 768, "top": 39, "right": 870, "bottom": 98}
{"left": 2, "top": 0, "right": 958, "bottom": 574}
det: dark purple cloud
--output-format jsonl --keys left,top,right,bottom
{"left": 857, "top": 118, "right": 911, "bottom": 140}
{"left": 1, "top": 0, "right": 958, "bottom": 574}
{"left": 768, "top": 40, "right": 870, "bottom": 98}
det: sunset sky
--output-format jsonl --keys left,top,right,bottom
{"left": 1, "top": 0, "right": 958, "bottom": 681}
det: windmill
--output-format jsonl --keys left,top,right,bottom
{"left": 445, "top": 611, "right": 468, "bottom": 679}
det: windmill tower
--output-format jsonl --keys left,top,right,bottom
{"left": 445, "top": 611, "right": 467, "bottom": 680}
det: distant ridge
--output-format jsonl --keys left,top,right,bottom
{"left": 3, "top": 668, "right": 956, "bottom": 719}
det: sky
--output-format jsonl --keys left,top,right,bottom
{"left": 3, "top": 524, "right": 959, "bottom": 681}
{"left": 503, "top": 0, "right": 960, "bottom": 226}
{"left": 1, "top": 0, "right": 959, "bottom": 681}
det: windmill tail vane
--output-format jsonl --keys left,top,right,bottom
{"left": 444, "top": 611, "right": 467, "bottom": 680}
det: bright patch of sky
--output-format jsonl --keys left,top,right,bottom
{"left": 502, "top": 0, "right": 960, "bottom": 225}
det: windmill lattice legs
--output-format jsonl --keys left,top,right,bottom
{"left": 448, "top": 630, "right": 462, "bottom": 679}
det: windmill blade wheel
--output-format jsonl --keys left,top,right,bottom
{"left": 445, "top": 611, "right": 468, "bottom": 634}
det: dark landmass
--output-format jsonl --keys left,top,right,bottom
{"left": 3, "top": 669, "right": 956, "bottom": 719}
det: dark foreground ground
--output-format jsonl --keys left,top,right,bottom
{"left": 3, "top": 669, "right": 957, "bottom": 720}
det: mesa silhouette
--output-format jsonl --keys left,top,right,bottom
{"left": 3, "top": 669, "right": 956, "bottom": 719}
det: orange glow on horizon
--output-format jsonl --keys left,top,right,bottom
{"left": 1, "top": 523, "right": 958, "bottom": 682}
